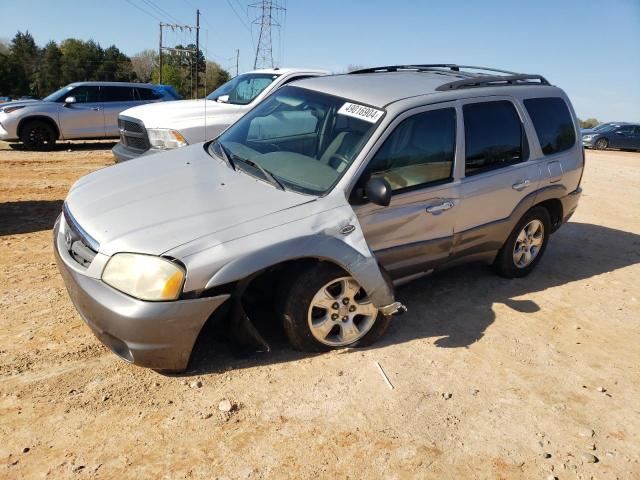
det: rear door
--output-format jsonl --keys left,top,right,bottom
{"left": 452, "top": 97, "right": 541, "bottom": 259}
{"left": 352, "top": 103, "right": 460, "bottom": 280}
{"left": 101, "top": 86, "right": 144, "bottom": 137}
{"left": 610, "top": 125, "right": 635, "bottom": 149}
{"left": 57, "top": 86, "right": 105, "bottom": 138}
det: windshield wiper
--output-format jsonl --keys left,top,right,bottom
{"left": 211, "top": 141, "right": 235, "bottom": 170}
{"left": 234, "top": 156, "right": 285, "bottom": 191}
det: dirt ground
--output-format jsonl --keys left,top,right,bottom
{"left": 0, "top": 140, "right": 638, "bottom": 480}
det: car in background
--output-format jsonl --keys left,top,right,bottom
{"left": 581, "top": 121, "right": 627, "bottom": 135}
{"left": 0, "top": 96, "right": 11, "bottom": 103}
{"left": 113, "top": 68, "right": 329, "bottom": 162}
{"left": 0, "top": 82, "right": 181, "bottom": 150}
{"left": 582, "top": 123, "right": 640, "bottom": 151}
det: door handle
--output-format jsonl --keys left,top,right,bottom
{"left": 91, "top": 107, "right": 102, "bottom": 111}
{"left": 426, "top": 201, "right": 454, "bottom": 214}
{"left": 512, "top": 179, "right": 531, "bottom": 191}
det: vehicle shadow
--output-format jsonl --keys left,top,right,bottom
{"left": 0, "top": 200, "right": 62, "bottom": 236}
{"left": 7, "top": 141, "right": 117, "bottom": 152}
{"left": 185, "top": 221, "right": 640, "bottom": 375}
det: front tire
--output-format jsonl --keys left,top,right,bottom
{"left": 281, "top": 263, "right": 390, "bottom": 352}
{"left": 20, "top": 120, "right": 57, "bottom": 150}
{"left": 594, "top": 138, "right": 608, "bottom": 150}
{"left": 494, "top": 206, "right": 551, "bottom": 278}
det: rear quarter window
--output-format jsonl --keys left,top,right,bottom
{"left": 523, "top": 97, "right": 576, "bottom": 155}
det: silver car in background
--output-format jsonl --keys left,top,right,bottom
{"left": 0, "top": 82, "right": 180, "bottom": 150}
{"left": 54, "top": 64, "right": 583, "bottom": 372}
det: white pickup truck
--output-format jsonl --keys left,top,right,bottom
{"left": 112, "top": 68, "right": 329, "bottom": 162}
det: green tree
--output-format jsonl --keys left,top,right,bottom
{"left": 7, "top": 31, "right": 39, "bottom": 97}
{"left": 98, "top": 45, "right": 134, "bottom": 81}
{"left": 579, "top": 118, "right": 600, "bottom": 129}
{"left": 204, "top": 61, "right": 230, "bottom": 95}
{"left": 131, "top": 49, "right": 157, "bottom": 83}
{"left": 59, "top": 38, "right": 104, "bottom": 84}
{"left": 37, "top": 41, "right": 63, "bottom": 95}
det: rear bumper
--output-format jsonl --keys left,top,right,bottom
{"left": 560, "top": 187, "right": 582, "bottom": 224}
{"left": 53, "top": 217, "right": 229, "bottom": 371}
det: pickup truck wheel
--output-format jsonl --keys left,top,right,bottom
{"left": 20, "top": 120, "right": 56, "bottom": 150}
{"left": 594, "top": 138, "right": 608, "bottom": 150}
{"left": 281, "top": 263, "right": 390, "bottom": 352}
{"left": 494, "top": 206, "right": 551, "bottom": 278}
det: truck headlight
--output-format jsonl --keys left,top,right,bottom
{"left": 147, "top": 128, "right": 188, "bottom": 149}
{"left": 102, "top": 253, "right": 185, "bottom": 301}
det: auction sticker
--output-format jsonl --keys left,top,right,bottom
{"left": 337, "top": 102, "right": 384, "bottom": 123}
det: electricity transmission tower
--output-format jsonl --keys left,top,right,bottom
{"left": 250, "top": 0, "right": 285, "bottom": 69}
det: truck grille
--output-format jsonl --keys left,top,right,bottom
{"left": 118, "top": 117, "right": 149, "bottom": 152}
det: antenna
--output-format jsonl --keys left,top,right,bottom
{"left": 250, "top": 0, "right": 285, "bottom": 69}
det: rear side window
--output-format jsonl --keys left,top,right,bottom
{"left": 136, "top": 87, "right": 163, "bottom": 100}
{"left": 463, "top": 101, "right": 525, "bottom": 176}
{"left": 368, "top": 108, "right": 456, "bottom": 192}
{"left": 102, "top": 86, "right": 135, "bottom": 102}
{"left": 524, "top": 97, "right": 575, "bottom": 155}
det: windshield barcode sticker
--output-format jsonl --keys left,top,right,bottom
{"left": 338, "top": 103, "right": 384, "bottom": 123}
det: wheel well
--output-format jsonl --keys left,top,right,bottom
{"left": 537, "top": 198, "right": 563, "bottom": 233}
{"left": 17, "top": 116, "right": 60, "bottom": 140}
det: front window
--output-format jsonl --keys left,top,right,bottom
{"left": 42, "top": 85, "right": 74, "bottom": 102}
{"left": 210, "top": 86, "right": 384, "bottom": 195}
{"left": 206, "top": 73, "right": 280, "bottom": 105}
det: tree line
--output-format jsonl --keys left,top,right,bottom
{"left": 0, "top": 31, "right": 230, "bottom": 100}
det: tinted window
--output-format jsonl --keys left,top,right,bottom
{"left": 368, "top": 108, "right": 456, "bottom": 192}
{"left": 136, "top": 87, "right": 163, "bottom": 101}
{"left": 102, "top": 86, "right": 135, "bottom": 102}
{"left": 65, "top": 86, "right": 100, "bottom": 103}
{"left": 524, "top": 97, "right": 575, "bottom": 155}
{"left": 464, "top": 101, "right": 524, "bottom": 176}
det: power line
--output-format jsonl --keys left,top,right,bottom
{"left": 141, "top": 0, "right": 183, "bottom": 24}
{"left": 123, "top": 0, "right": 164, "bottom": 22}
{"left": 225, "top": 0, "right": 252, "bottom": 32}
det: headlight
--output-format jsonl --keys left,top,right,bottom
{"left": 582, "top": 134, "right": 594, "bottom": 140}
{"left": 147, "top": 128, "right": 188, "bottom": 149}
{"left": 1, "top": 105, "right": 24, "bottom": 114}
{"left": 102, "top": 253, "right": 185, "bottom": 301}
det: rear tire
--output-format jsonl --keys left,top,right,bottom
{"left": 494, "top": 206, "right": 551, "bottom": 278}
{"left": 20, "top": 120, "right": 56, "bottom": 150}
{"left": 280, "top": 263, "right": 390, "bottom": 352}
{"left": 594, "top": 138, "right": 608, "bottom": 150}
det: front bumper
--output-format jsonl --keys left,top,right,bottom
{"left": 54, "top": 217, "right": 229, "bottom": 371}
{"left": 112, "top": 142, "right": 156, "bottom": 163}
{"left": 582, "top": 137, "right": 595, "bottom": 148}
{"left": 0, "top": 121, "right": 17, "bottom": 141}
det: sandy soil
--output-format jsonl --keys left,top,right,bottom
{"left": 0, "top": 141, "right": 639, "bottom": 479}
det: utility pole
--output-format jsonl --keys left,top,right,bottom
{"left": 195, "top": 9, "right": 200, "bottom": 97}
{"left": 250, "top": 0, "right": 285, "bottom": 69}
{"left": 158, "top": 21, "right": 198, "bottom": 97}
{"left": 159, "top": 24, "right": 163, "bottom": 83}
{"left": 236, "top": 49, "right": 240, "bottom": 77}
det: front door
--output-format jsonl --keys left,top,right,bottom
{"left": 101, "top": 86, "right": 144, "bottom": 137}
{"left": 610, "top": 125, "right": 636, "bottom": 149}
{"left": 452, "top": 98, "right": 541, "bottom": 258}
{"left": 352, "top": 104, "right": 459, "bottom": 280}
{"left": 57, "top": 85, "right": 105, "bottom": 138}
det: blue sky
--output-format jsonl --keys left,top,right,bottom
{"left": 2, "top": 0, "right": 639, "bottom": 121}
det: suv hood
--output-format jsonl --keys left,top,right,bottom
{"left": 122, "top": 99, "right": 243, "bottom": 129}
{"left": 1, "top": 99, "right": 44, "bottom": 110}
{"left": 64, "top": 144, "right": 314, "bottom": 256}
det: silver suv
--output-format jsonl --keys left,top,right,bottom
{"left": 0, "top": 82, "right": 179, "bottom": 149}
{"left": 54, "top": 65, "right": 583, "bottom": 371}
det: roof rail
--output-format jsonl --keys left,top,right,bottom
{"left": 349, "top": 64, "right": 519, "bottom": 76}
{"left": 435, "top": 74, "right": 550, "bottom": 91}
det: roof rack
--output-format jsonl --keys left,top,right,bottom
{"left": 435, "top": 74, "right": 550, "bottom": 91}
{"left": 349, "top": 64, "right": 519, "bottom": 76}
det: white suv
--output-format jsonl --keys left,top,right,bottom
{"left": 113, "top": 68, "right": 329, "bottom": 162}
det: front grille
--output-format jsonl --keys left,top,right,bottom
{"left": 118, "top": 116, "right": 150, "bottom": 152}
{"left": 62, "top": 204, "right": 99, "bottom": 268}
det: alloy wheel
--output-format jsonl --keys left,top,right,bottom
{"left": 512, "top": 219, "right": 544, "bottom": 268}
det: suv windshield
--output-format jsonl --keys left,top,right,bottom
{"left": 206, "top": 73, "right": 279, "bottom": 105}
{"left": 42, "top": 85, "right": 74, "bottom": 102}
{"left": 209, "top": 86, "right": 383, "bottom": 195}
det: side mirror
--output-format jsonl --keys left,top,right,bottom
{"left": 63, "top": 96, "right": 76, "bottom": 107}
{"left": 216, "top": 95, "right": 229, "bottom": 103}
{"left": 365, "top": 177, "right": 392, "bottom": 207}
